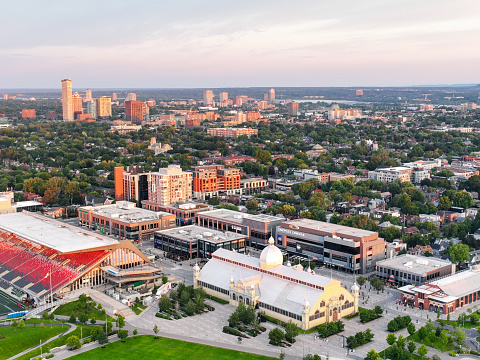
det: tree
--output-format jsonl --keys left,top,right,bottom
{"left": 246, "top": 200, "right": 258, "bottom": 211}
{"left": 440, "top": 331, "right": 448, "bottom": 352}
{"left": 407, "top": 322, "right": 415, "bottom": 336}
{"left": 11, "top": 319, "right": 18, "bottom": 332}
{"left": 159, "top": 294, "right": 172, "bottom": 312}
{"left": 268, "top": 328, "right": 285, "bottom": 346}
{"left": 386, "top": 333, "right": 396, "bottom": 346}
{"left": 90, "top": 325, "right": 102, "bottom": 341}
{"left": 153, "top": 324, "right": 160, "bottom": 339}
{"left": 116, "top": 315, "right": 125, "bottom": 329}
{"left": 118, "top": 329, "right": 128, "bottom": 342}
{"left": 357, "top": 276, "right": 367, "bottom": 287}
{"left": 78, "top": 312, "right": 88, "bottom": 324}
{"left": 66, "top": 335, "right": 82, "bottom": 350}
{"left": 407, "top": 341, "right": 416, "bottom": 354}
{"left": 374, "top": 306, "right": 383, "bottom": 315}
{"left": 437, "top": 196, "right": 451, "bottom": 211}
{"left": 365, "top": 349, "right": 381, "bottom": 360}
{"left": 69, "top": 314, "right": 76, "bottom": 323}
{"left": 418, "top": 344, "right": 428, "bottom": 359}
{"left": 97, "top": 330, "right": 108, "bottom": 346}
{"left": 370, "top": 276, "right": 384, "bottom": 292}
{"left": 454, "top": 327, "right": 466, "bottom": 343}
{"left": 133, "top": 329, "right": 138, "bottom": 337}
{"left": 285, "top": 320, "right": 299, "bottom": 343}
{"left": 18, "top": 319, "right": 25, "bottom": 330}
{"left": 185, "top": 300, "right": 196, "bottom": 316}
{"left": 448, "top": 243, "right": 470, "bottom": 266}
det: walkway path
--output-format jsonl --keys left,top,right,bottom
{"left": 6, "top": 323, "right": 76, "bottom": 360}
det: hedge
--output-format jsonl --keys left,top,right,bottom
{"left": 206, "top": 294, "right": 229, "bottom": 304}
{"left": 223, "top": 326, "right": 249, "bottom": 338}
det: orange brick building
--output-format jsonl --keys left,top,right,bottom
{"left": 21, "top": 109, "right": 36, "bottom": 119}
{"left": 207, "top": 128, "right": 258, "bottom": 138}
{"left": 125, "top": 100, "right": 144, "bottom": 123}
{"left": 192, "top": 165, "right": 241, "bottom": 200}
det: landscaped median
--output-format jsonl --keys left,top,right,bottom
{"left": 67, "top": 335, "right": 276, "bottom": 360}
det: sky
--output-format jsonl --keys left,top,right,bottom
{"left": 1, "top": 0, "right": 479, "bottom": 88}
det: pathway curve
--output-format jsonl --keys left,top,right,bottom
{"left": 6, "top": 323, "right": 76, "bottom": 360}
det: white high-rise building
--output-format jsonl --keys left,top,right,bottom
{"left": 203, "top": 90, "right": 214, "bottom": 105}
{"left": 148, "top": 165, "right": 192, "bottom": 206}
{"left": 85, "top": 88, "right": 92, "bottom": 101}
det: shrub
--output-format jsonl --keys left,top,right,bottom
{"left": 206, "top": 294, "right": 228, "bottom": 304}
{"left": 387, "top": 315, "right": 411, "bottom": 332}
{"left": 83, "top": 338, "right": 92, "bottom": 344}
{"left": 66, "top": 335, "right": 81, "bottom": 350}
{"left": 347, "top": 329, "right": 374, "bottom": 348}
{"left": 316, "top": 321, "right": 344, "bottom": 338}
{"left": 374, "top": 306, "right": 383, "bottom": 315}
{"left": 223, "top": 326, "right": 248, "bottom": 338}
{"left": 46, "top": 355, "right": 54, "bottom": 359}
{"left": 268, "top": 327, "right": 285, "bottom": 346}
{"left": 68, "top": 315, "right": 76, "bottom": 323}
{"left": 360, "top": 308, "right": 380, "bottom": 323}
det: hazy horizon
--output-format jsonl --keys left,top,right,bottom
{"left": 2, "top": 0, "right": 479, "bottom": 88}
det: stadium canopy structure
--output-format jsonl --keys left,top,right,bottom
{"left": 0, "top": 211, "right": 153, "bottom": 305}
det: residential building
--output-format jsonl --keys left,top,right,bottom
{"left": 61, "top": 79, "right": 73, "bottom": 121}
{"left": 376, "top": 254, "right": 454, "bottom": 286}
{"left": 288, "top": 101, "right": 299, "bottom": 116}
{"left": 85, "top": 100, "right": 97, "bottom": 119}
{"left": 269, "top": 88, "right": 275, "bottom": 102}
{"left": 356, "top": 90, "right": 363, "bottom": 96}
{"left": 240, "top": 177, "right": 269, "bottom": 195}
{"left": 204, "top": 90, "right": 214, "bottom": 105}
{"left": 192, "top": 165, "right": 241, "bottom": 199}
{"left": 85, "top": 88, "right": 92, "bottom": 101}
{"left": 125, "top": 100, "right": 144, "bottom": 123}
{"left": 275, "top": 219, "right": 386, "bottom": 274}
{"left": 145, "top": 165, "right": 192, "bottom": 207}
{"left": 194, "top": 239, "right": 359, "bottom": 330}
{"left": 126, "top": 93, "right": 136, "bottom": 101}
{"left": 368, "top": 166, "right": 413, "bottom": 183}
{"left": 207, "top": 128, "right": 258, "bottom": 138}
{"left": 78, "top": 201, "right": 175, "bottom": 241}
{"left": 97, "top": 96, "right": 112, "bottom": 117}
{"left": 155, "top": 225, "right": 247, "bottom": 260}
{"left": 21, "top": 109, "right": 36, "bottom": 119}
{"left": 112, "top": 92, "right": 117, "bottom": 101}
{"left": 73, "top": 92, "right": 83, "bottom": 113}
{"left": 114, "top": 165, "right": 150, "bottom": 204}
{"left": 218, "top": 92, "right": 228, "bottom": 102}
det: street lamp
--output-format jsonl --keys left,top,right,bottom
{"left": 40, "top": 339, "right": 42, "bottom": 358}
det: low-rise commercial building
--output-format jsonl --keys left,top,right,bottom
{"left": 148, "top": 202, "right": 212, "bottom": 226}
{"left": 400, "top": 267, "right": 480, "bottom": 314}
{"left": 275, "top": 219, "right": 386, "bottom": 274}
{"left": 196, "top": 209, "right": 284, "bottom": 248}
{"left": 376, "top": 254, "right": 455, "bottom": 286}
{"left": 154, "top": 225, "right": 247, "bottom": 260}
{"left": 78, "top": 201, "right": 176, "bottom": 242}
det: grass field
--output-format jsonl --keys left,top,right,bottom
{"left": 0, "top": 290, "right": 25, "bottom": 316}
{"left": 70, "top": 335, "right": 276, "bottom": 360}
{"left": 16, "top": 324, "right": 95, "bottom": 360}
{"left": 53, "top": 297, "right": 115, "bottom": 321}
{"left": 0, "top": 325, "right": 66, "bottom": 360}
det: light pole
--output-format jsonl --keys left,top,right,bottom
{"left": 40, "top": 339, "right": 42, "bottom": 358}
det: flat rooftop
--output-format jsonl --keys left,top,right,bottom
{"left": 283, "top": 218, "right": 377, "bottom": 238}
{"left": 81, "top": 201, "right": 171, "bottom": 223}
{"left": 0, "top": 212, "right": 118, "bottom": 253}
{"left": 12, "top": 201, "right": 43, "bottom": 208}
{"left": 376, "top": 254, "right": 453, "bottom": 275}
{"left": 197, "top": 209, "right": 282, "bottom": 223}
{"left": 155, "top": 225, "right": 246, "bottom": 243}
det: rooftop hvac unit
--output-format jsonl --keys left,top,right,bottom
{"left": 416, "top": 259, "right": 429, "bottom": 266}
{"left": 204, "top": 232, "right": 213, "bottom": 237}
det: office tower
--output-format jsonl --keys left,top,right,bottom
{"left": 288, "top": 101, "right": 299, "bottom": 115}
{"left": 73, "top": 92, "right": 83, "bottom": 113}
{"left": 61, "top": 79, "right": 74, "bottom": 120}
{"left": 203, "top": 90, "right": 214, "bottom": 105}
{"left": 97, "top": 96, "right": 112, "bottom": 117}
{"left": 258, "top": 100, "right": 267, "bottom": 110}
{"left": 269, "top": 88, "right": 275, "bottom": 102}
{"left": 85, "top": 100, "right": 97, "bottom": 119}
{"left": 85, "top": 88, "right": 92, "bottom": 101}
{"left": 147, "top": 165, "right": 192, "bottom": 206}
{"left": 126, "top": 92, "right": 137, "bottom": 101}
{"left": 263, "top": 93, "right": 269, "bottom": 101}
{"left": 112, "top": 92, "right": 117, "bottom": 101}
{"left": 219, "top": 92, "right": 228, "bottom": 102}
{"left": 125, "top": 100, "right": 144, "bottom": 123}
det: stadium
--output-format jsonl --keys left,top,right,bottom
{"left": 0, "top": 211, "right": 152, "bottom": 315}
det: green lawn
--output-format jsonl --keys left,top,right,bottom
{"left": 16, "top": 324, "right": 95, "bottom": 360}
{"left": 53, "top": 297, "right": 115, "bottom": 321}
{"left": 69, "top": 335, "right": 276, "bottom": 360}
{"left": 130, "top": 303, "right": 147, "bottom": 315}
{"left": 441, "top": 319, "right": 478, "bottom": 329}
{"left": 409, "top": 332, "right": 455, "bottom": 352}
{"left": 0, "top": 325, "right": 66, "bottom": 360}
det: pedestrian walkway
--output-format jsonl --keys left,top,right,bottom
{"left": 7, "top": 323, "right": 76, "bottom": 360}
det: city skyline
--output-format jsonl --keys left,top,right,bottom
{"left": 1, "top": 0, "right": 479, "bottom": 88}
